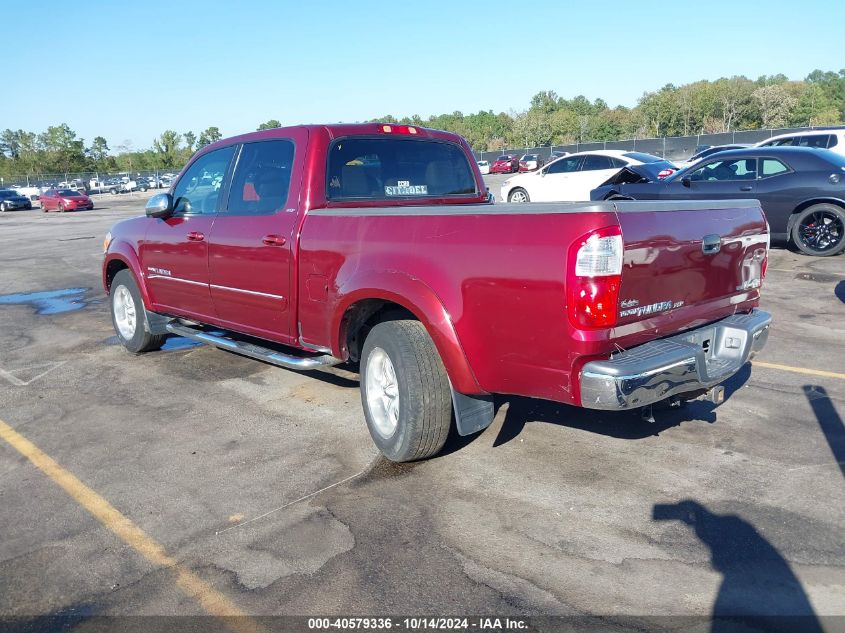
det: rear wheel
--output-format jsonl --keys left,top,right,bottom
{"left": 110, "top": 269, "right": 166, "bottom": 353}
{"left": 508, "top": 188, "right": 530, "bottom": 203}
{"left": 791, "top": 204, "right": 845, "bottom": 257}
{"left": 360, "top": 320, "right": 452, "bottom": 462}
{"left": 0, "top": 202, "right": 7, "bottom": 212}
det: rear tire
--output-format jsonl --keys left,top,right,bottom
{"left": 110, "top": 269, "right": 166, "bottom": 353}
{"left": 0, "top": 202, "right": 7, "bottom": 212}
{"left": 508, "top": 188, "right": 530, "bottom": 203}
{"left": 360, "top": 320, "right": 452, "bottom": 462}
{"left": 791, "top": 204, "right": 845, "bottom": 257}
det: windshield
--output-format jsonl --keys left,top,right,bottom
{"left": 327, "top": 137, "right": 477, "bottom": 200}
{"left": 0, "top": 190, "right": 17, "bottom": 198}
{"left": 497, "top": 156, "right": 512, "bottom": 161}
{"left": 522, "top": 155, "right": 537, "bottom": 161}
{"left": 622, "top": 152, "right": 663, "bottom": 163}
{"left": 58, "top": 189, "right": 77, "bottom": 196}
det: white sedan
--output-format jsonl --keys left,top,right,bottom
{"left": 477, "top": 160, "right": 490, "bottom": 175}
{"left": 501, "top": 150, "right": 671, "bottom": 203}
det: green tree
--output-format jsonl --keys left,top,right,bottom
{"left": 183, "top": 131, "right": 197, "bottom": 153}
{"left": 153, "top": 130, "right": 183, "bottom": 169}
{"left": 38, "top": 124, "right": 86, "bottom": 173}
{"left": 197, "top": 127, "right": 222, "bottom": 148}
{"left": 257, "top": 119, "right": 282, "bottom": 130}
{"left": 87, "top": 136, "right": 110, "bottom": 169}
{"left": 752, "top": 85, "right": 797, "bottom": 128}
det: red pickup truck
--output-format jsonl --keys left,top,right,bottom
{"left": 103, "top": 124, "right": 771, "bottom": 461}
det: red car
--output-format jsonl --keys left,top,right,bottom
{"left": 103, "top": 123, "right": 771, "bottom": 462}
{"left": 41, "top": 189, "right": 94, "bottom": 212}
{"left": 490, "top": 154, "right": 519, "bottom": 174}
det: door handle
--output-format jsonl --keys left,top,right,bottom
{"left": 186, "top": 231, "right": 205, "bottom": 242}
{"left": 739, "top": 186, "right": 753, "bottom": 192}
{"left": 262, "top": 234, "right": 286, "bottom": 246}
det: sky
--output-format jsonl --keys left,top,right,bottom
{"left": 4, "top": 0, "right": 844, "bottom": 150}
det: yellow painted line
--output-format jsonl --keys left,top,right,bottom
{"left": 754, "top": 361, "right": 845, "bottom": 381}
{"left": 0, "top": 418, "right": 265, "bottom": 633}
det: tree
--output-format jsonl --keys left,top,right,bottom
{"left": 197, "top": 127, "right": 222, "bottom": 148}
{"left": 752, "top": 85, "right": 797, "bottom": 128}
{"left": 38, "top": 124, "right": 86, "bottom": 173}
{"left": 183, "top": 131, "right": 197, "bottom": 153}
{"left": 87, "top": 136, "right": 110, "bottom": 167}
{"left": 153, "top": 130, "right": 183, "bottom": 168}
{"left": 257, "top": 119, "right": 281, "bottom": 130}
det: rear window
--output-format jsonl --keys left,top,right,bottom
{"left": 58, "top": 189, "right": 76, "bottom": 196}
{"left": 798, "top": 135, "right": 832, "bottom": 148}
{"left": 327, "top": 138, "right": 476, "bottom": 200}
{"left": 522, "top": 155, "right": 537, "bottom": 160}
{"left": 622, "top": 152, "right": 663, "bottom": 163}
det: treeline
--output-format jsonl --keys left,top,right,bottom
{"left": 2, "top": 69, "right": 843, "bottom": 180}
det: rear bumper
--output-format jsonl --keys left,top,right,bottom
{"left": 579, "top": 309, "right": 771, "bottom": 410}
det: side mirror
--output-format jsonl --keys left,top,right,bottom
{"left": 145, "top": 192, "right": 173, "bottom": 218}
{"left": 681, "top": 177, "right": 691, "bottom": 188}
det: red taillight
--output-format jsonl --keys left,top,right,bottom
{"left": 379, "top": 124, "right": 418, "bottom": 135}
{"left": 657, "top": 168, "right": 675, "bottom": 179}
{"left": 567, "top": 226, "right": 623, "bottom": 329}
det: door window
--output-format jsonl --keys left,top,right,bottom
{"left": 545, "top": 156, "right": 581, "bottom": 174}
{"left": 172, "top": 146, "right": 236, "bottom": 215}
{"left": 760, "top": 158, "right": 790, "bottom": 177}
{"left": 227, "top": 140, "right": 295, "bottom": 214}
{"left": 798, "top": 135, "right": 832, "bottom": 148}
{"left": 688, "top": 158, "right": 757, "bottom": 181}
{"left": 580, "top": 155, "right": 614, "bottom": 171}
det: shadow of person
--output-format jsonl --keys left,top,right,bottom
{"left": 835, "top": 280, "right": 845, "bottom": 304}
{"left": 803, "top": 385, "right": 845, "bottom": 478}
{"left": 653, "top": 500, "right": 822, "bottom": 633}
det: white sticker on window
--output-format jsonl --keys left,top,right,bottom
{"left": 385, "top": 184, "right": 428, "bottom": 196}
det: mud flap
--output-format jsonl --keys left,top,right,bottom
{"left": 144, "top": 309, "right": 171, "bottom": 335}
{"left": 450, "top": 387, "right": 494, "bottom": 436}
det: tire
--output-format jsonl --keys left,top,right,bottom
{"left": 0, "top": 202, "right": 6, "bottom": 212}
{"left": 360, "top": 320, "right": 452, "bottom": 462}
{"left": 109, "top": 188, "right": 118, "bottom": 195}
{"left": 58, "top": 203, "right": 65, "bottom": 213}
{"left": 508, "top": 188, "right": 530, "bottom": 203}
{"left": 110, "top": 269, "right": 166, "bottom": 353}
{"left": 790, "top": 203, "right": 845, "bottom": 257}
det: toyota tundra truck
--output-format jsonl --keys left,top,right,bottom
{"left": 102, "top": 124, "right": 771, "bottom": 462}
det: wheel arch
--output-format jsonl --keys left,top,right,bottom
{"left": 103, "top": 245, "right": 152, "bottom": 309}
{"left": 332, "top": 275, "right": 484, "bottom": 395}
{"left": 786, "top": 197, "right": 845, "bottom": 235}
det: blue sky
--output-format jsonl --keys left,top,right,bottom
{"left": 4, "top": 0, "right": 843, "bottom": 150}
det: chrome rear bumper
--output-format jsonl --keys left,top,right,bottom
{"left": 580, "top": 309, "right": 771, "bottom": 410}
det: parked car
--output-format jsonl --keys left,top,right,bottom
{"left": 477, "top": 160, "right": 490, "bottom": 175}
{"left": 13, "top": 185, "right": 43, "bottom": 200}
{"left": 490, "top": 154, "right": 519, "bottom": 174}
{"left": 518, "top": 154, "right": 543, "bottom": 172}
{"left": 0, "top": 189, "right": 33, "bottom": 211}
{"left": 548, "top": 151, "right": 569, "bottom": 162}
{"left": 40, "top": 188, "right": 94, "bottom": 212}
{"left": 89, "top": 178, "right": 123, "bottom": 195}
{"left": 675, "top": 144, "right": 751, "bottom": 169}
{"left": 755, "top": 129, "right": 845, "bottom": 157}
{"left": 103, "top": 123, "right": 770, "bottom": 462}
{"left": 501, "top": 150, "right": 677, "bottom": 203}
{"left": 590, "top": 146, "right": 845, "bottom": 256}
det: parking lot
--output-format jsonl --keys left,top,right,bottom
{"left": 0, "top": 190, "right": 843, "bottom": 628}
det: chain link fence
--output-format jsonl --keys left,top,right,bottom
{"left": 473, "top": 125, "right": 845, "bottom": 164}
{"left": 0, "top": 170, "right": 179, "bottom": 194}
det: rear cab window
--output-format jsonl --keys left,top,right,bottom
{"left": 327, "top": 137, "right": 477, "bottom": 201}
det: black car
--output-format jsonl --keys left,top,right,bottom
{"left": 590, "top": 146, "right": 845, "bottom": 256}
{"left": 0, "top": 189, "right": 33, "bottom": 212}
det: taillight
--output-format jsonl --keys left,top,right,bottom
{"left": 567, "top": 226, "right": 623, "bottom": 329}
{"left": 657, "top": 168, "right": 675, "bottom": 179}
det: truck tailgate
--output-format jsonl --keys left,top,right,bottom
{"left": 612, "top": 199, "right": 768, "bottom": 344}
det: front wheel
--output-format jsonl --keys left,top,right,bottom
{"left": 0, "top": 202, "right": 7, "bottom": 212}
{"left": 360, "top": 320, "right": 452, "bottom": 462}
{"left": 508, "top": 188, "right": 530, "bottom": 203}
{"left": 791, "top": 204, "right": 845, "bottom": 257}
{"left": 110, "top": 269, "right": 166, "bottom": 353}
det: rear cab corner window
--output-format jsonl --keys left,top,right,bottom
{"left": 326, "top": 137, "right": 477, "bottom": 201}
{"left": 226, "top": 139, "right": 296, "bottom": 215}
{"left": 760, "top": 158, "right": 790, "bottom": 177}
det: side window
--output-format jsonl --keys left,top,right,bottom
{"left": 798, "top": 135, "right": 831, "bottom": 148}
{"left": 546, "top": 156, "right": 581, "bottom": 174}
{"left": 770, "top": 136, "right": 798, "bottom": 147}
{"left": 580, "top": 155, "right": 614, "bottom": 171}
{"left": 173, "top": 146, "right": 235, "bottom": 215}
{"left": 227, "top": 140, "right": 295, "bottom": 214}
{"left": 608, "top": 157, "right": 627, "bottom": 169}
{"left": 688, "top": 158, "right": 756, "bottom": 181}
{"left": 760, "top": 159, "right": 790, "bottom": 177}
{"left": 829, "top": 135, "right": 839, "bottom": 149}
